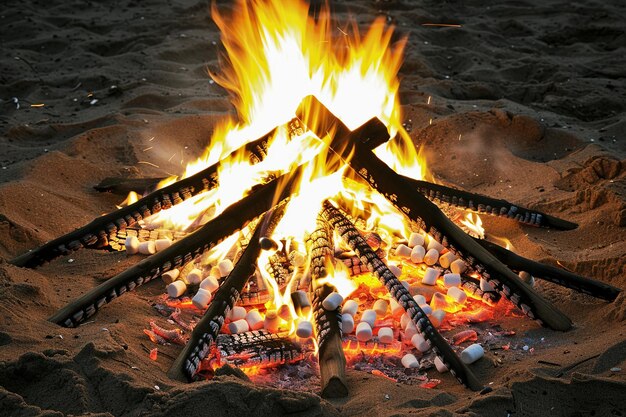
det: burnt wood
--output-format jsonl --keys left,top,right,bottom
{"left": 321, "top": 201, "right": 483, "bottom": 391}
{"left": 297, "top": 96, "right": 572, "bottom": 332}
{"left": 94, "top": 177, "right": 166, "bottom": 195}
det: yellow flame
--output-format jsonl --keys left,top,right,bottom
{"left": 116, "top": 191, "right": 139, "bottom": 209}
{"left": 461, "top": 213, "right": 485, "bottom": 239}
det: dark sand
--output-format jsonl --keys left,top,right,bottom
{"left": 1, "top": 0, "right": 625, "bottom": 416}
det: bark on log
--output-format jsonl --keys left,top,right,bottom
{"left": 94, "top": 177, "right": 166, "bottom": 195}
{"left": 306, "top": 216, "right": 348, "bottom": 398}
{"left": 297, "top": 96, "right": 572, "bottom": 332}
{"left": 320, "top": 201, "right": 483, "bottom": 391}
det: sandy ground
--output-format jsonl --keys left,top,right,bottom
{"left": 1, "top": 0, "right": 625, "bottom": 416}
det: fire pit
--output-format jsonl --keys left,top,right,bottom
{"left": 10, "top": 0, "right": 621, "bottom": 398}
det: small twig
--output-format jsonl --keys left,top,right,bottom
{"left": 556, "top": 354, "right": 600, "bottom": 377}
{"left": 538, "top": 360, "right": 561, "bottom": 367}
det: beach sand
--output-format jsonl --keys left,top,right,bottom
{"left": 1, "top": 0, "right": 625, "bottom": 415}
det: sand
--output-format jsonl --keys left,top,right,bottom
{"left": 1, "top": 0, "right": 625, "bottom": 416}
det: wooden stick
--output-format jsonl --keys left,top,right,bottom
{"left": 168, "top": 206, "right": 285, "bottom": 381}
{"left": 93, "top": 177, "right": 166, "bottom": 195}
{"left": 296, "top": 96, "right": 572, "bottom": 332}
{"left": 321, "top": 201, "right": 483, "bottom": 391}
{"left": 473, "top": 238, "right": 621, "bottom": 301}
{"left": 11, "top": 127, "right": 279, "bottom": 268}
{"left": 306, "top": 215, "right": 348, "bottom": 398}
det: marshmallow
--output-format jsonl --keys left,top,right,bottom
{"left": 378, "top": 327, "right": 394, "bottom": 344}
{"left": 460, "top": 343, "right": 485, "bottom": 364}
{"left": 408, "top": 232, "right": 425, "bottom": 248}
{"left": 138, "top": 240, "right": 156, "bottom": 255}
{"left": 413, "top": 294, "right": 426, "bottom": 305}
{"left": 360, "top": 309, "right": 377, "bottom": 327}
{"left": 411, "top": 333, "right": 430, "bottom": 352}
{"left": 278, "top": 304, "right": 292, "bottom": 321}
{"left": 422, "top": 267, "right": 440, "bottom": 285}
{"left": 229, "top": 306, "right": 247, "bottom": 321}
{"left": 246, "top": 309, "right": 264, "bottom": 330}
{"left": 423, "top": 248, "right": 440, "bottom": 266}
{"left": 404, "top": 322, "right": 418, "bottom": 341}
{"left": 264, "top": 310, "right": 280, "bottom": 333}
{"left": 401, "top": 280, "right": 411, "bottom": 290}
{"left": 218, "top": 259, "right": 234, "bottom": 277}
{"left": 434, "top": 356, "right": 449, "bottom": 373}
{"left": 400, "top": 313, "right": 410, "bottom": 329}
{"left": 296, "top": 320, "right": 313, "bottom": 338}
{"left": 161, "top": 269, "right": 180, "bottom": 284}
{"left": 519, "top": 271, "right": 535, "bottom": 287}
{"left": 291, "top": 290, "right": 311, "bottom": 316}
{"left": 356, "top": 322, "right": 373, "bottom": 342}
{"left": 289, "top": 251, "right": 306, "bottom": 267}
{"left": 447, "top": 286, "right": 467, "bottom": 304}
{"left": 341, "top": 313, "right": 355, "bottom": 334}
{"left": 395, "top": 244, "right": 412, "bottom": 259}
{"left": 200, "top": 276, "right": 220, "bottom": 292}
{"left": 228, "top": 319, "right": 249, "bottom": 334}
{"left": 480, "top": 278, "right": 495, "bottom": 292}
{"left": 443, "top": 273, "right": 461, "bottom": 288}
{"left": 322, "top": 292, "right": 343, "bottom": 311}
{"left": 185, "top": 268, "right": 203, "bottom": 285}
{"left": 373, "top": 299, "right": 388, "bottom": 317}
{"left": 342, "top": 299, "right": 358, "bottom": 317}
{"left": 430, "top": 292, "right": 449, "bottom": 311}
{"left": 209, "top": 266, "right": 221, "bottom": 280}
{"left": 388, "top": 264, "right": 402, "bottom": 278}
{"left": 167, "top": 281, "right": 186, "bottom": 298}
{"left": 410, "top": 245, "right": 426, "bottom": 264}
{"left": 419, "top": 304, "right": 433, "bottom": 315}
{"left": 430, "top": 309, "right": 446, "bottom": 327}
{"left": 390, "top": 298, "right": 404, "bottom": 317}
{"left": 401, "top": 353, "right": 419, "bottom": 369}
{"left": 450, "top": 259, "right": 467, "bottom": 275}
{"left": 439, "top": 251, "right": 457, "bottom": 269}
{"left": 192, "top": 288, "right": 212, "bottom": 309}
{"left": 155, "top": 238, "right": 172, "bottom": 252}
{"left": 427, "top": 239, "right": 444, "bottom": 253}
{"left": 125, "top": 236, "right": 140, "bottom": 255}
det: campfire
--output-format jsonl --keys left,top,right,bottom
{"left": 11, "top": 0, "right": 621, "bottom": 397}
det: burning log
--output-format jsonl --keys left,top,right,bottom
{"left": 405, "top": 176, "right": 578, "bottom": 230}
{"left": 472, "top": 238, "right": 621, "bottom": 301}
{"left": 320, "top": 201, "right": 483, "bottom": 391}
{"left": 306, "top": 216, "right": 348, "bottom": 398}
{"left": 168, "top": 206, "right": 284, "bottom": 381}
{"left": 48, "top": 167, "right": 302, "bottom": 327}
{"left": 94, "top": 176, "right": 166, "bottom": 195}
{"left": 10, "top": 127, "right": 278, "bottom": 268}
{"left": 297, "top": 95, "right": 573, "bottom": 332}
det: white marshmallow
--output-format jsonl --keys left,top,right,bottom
{"left": 322, "top": 292, "right": 344, "bottom": 311}
{"left": 264, "top": 310, "right": 280, "bottom": 333}
{"left": 296, "top": 320, "right": 313, "bottom": 338}
{"left": 443, "top": 273, "right": 461, "bottom": 288}
{"left": 395, "top": 244, "right": 412, "bottom": 259}
{"left": 388, "top": 264, "right": 402, "bottom": 278}
{"left": 209, "top": 266, "right": 221, "bottom": 280}
{"left": 185, "top": 268, "right": 203, "bottom": 285}
{"left": 125, "top": 236, "right": 140, "bottom": 255}
{"left": 430, "top": 309, "right": 446, "bottom": 327}
{"left": 138, "top": 240, "right": 156, "bottom": 255}
{"left": 427, "top": 239, "right": 444, "bottom": 253}
{"left": 378, "top": 327, "right": 394, "bottom": 344}
{"left": 228, "top": 319, "right": 249, "bottom": 334}
{"left": 460, "top": 343, "right": 484, "bottom": 364}
{"left": 161, "top": 269, "right": 180, "bottom": 284}
{"left": 277, "top": 304, "right": 292, "bottom": 321}
{"left": 355, "top": 322, "right": 373, "bottom": 342}
{"left": 439, "top": 252, "right": 457, "bottom": 269}
{"left": 419, "top": 304, "right": 433, "bottom": 315}
{"left": 450, "top": 259, "right": 468, "bottom": 275}
{"left": 408, "top": 232, "right": 425, "bottom": 248}
{"left": 192, "top": 288, "right": 212, "bottom": 309}
{"left": 434, "top": 356, "right": 449, "bottom": 373}
{"left": 155, "top": 238, "right": 172, "bottom": 252}
{"left": 245, "top": 309, "right": 264, "bottom": 330}
{"left": 342, "top": 299, "right": 358, "bottom": 317}
{"left": 401, "top": 280, "right": 411, "bottom": 290}
{"left": 519, "top": 271, "right": 535, "bottom": 287}
{"left": 422, "top": 267, "right": 440, "bottom": 285}
{"left": 229, "top": 306, "right": 247, "bottom": 321}
{"left": 410, "top": 245, "right": 426, "bottom": 264}
{"left": 413, "top": 294, "right": 426, "bottom": 305}
{"left": 423, "top": 248, "right": 440, "bottom": 266}
{"left": 400, "top": 313, "right": 410, "bottom": 329}
{"left": 480, "top": 278, "right": 495, "bottom": 292}
{"left": 447, "top": 286, "right": 467, "bottom": 304}
{"left": 411, "top": 333, "right": 430, "bottom": 352}
{"left": 218, "top": 259, "right": 234, "bottom": 277}
{"left": 404, "top": 322, "right": 418, "bottom": 340}
{"left": 200, "top": 276, "right": 220, "bottom": 292}
{"left": 167, "top": 280, "right": 187, "bottom": 298}
{"left": 342, "top": 313, "right": 355, "bottom": 334}
{"left": 373, "top": 299, "right": 388, "bottom": 317}
{"left": 401, "top": 353, "right": 419, "bottom": 369}
{"left": 390, "top": 298, "right": 404, "bottom": 317}
{"left": 360, "top": 309, "right": 377, "bottom": 327}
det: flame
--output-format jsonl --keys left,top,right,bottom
{"left": 116, "top": 191, "right": 139, "bottom": 209}
{"left": 461, "top": 213, "right": 485, "bottom": 239}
